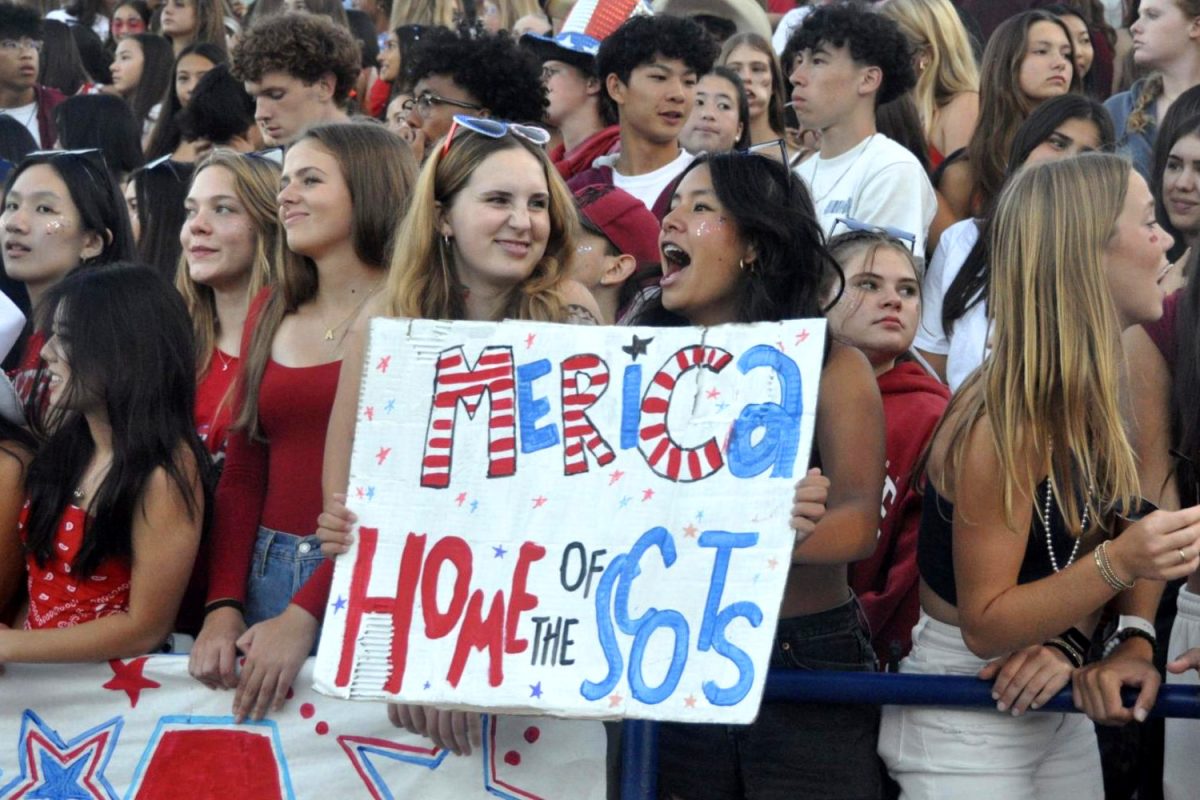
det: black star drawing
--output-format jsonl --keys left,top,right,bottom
{"left": 622, "top": 335, "right": 653, "bottom": 360}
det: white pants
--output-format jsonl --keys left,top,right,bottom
{"left": 878, "top": 614, "right": 1104, "bottom": 800}
{"left": 1164, "top": 584, "right": 1200, "bottom": 800}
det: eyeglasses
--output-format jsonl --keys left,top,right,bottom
{"left": 829, "top": 216, "right": 917, "bottom": 253}
{"left": 0, "top": 38, "right": 42, "bottom": 52}
{"left": 738, "top": 138, "right": 789, "bottom": 164}
{"left": 401, "top": 91, "right": 485, "bottom": 119}
{"left": 440, "top": 114, "right": 551, "bottom": 158}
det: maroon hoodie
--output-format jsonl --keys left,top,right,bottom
{"left": 551, "top": 124, "right": 620, "bottom": 183}
{"left": 848, "top": 360, "right": 950, "bottom": 670}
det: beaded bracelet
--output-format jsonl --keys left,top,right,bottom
{"left": 1094, "top": 541, "right": 1135, "bottom": 592}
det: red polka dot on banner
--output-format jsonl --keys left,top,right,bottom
{"left": 315, "top": 721, "right": 329, "bottom": 735}
{"left": 299, "top": 703, "right": 315, "bottom": 719}
{"left": 504, "top": 750, "right": 521, "bottom": 766}
{"left": 523, "top": 726, "right": 540, "bottom": 744}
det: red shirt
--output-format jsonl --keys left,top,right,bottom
{"left": 206, "top": 290, "right": 337, "bottom": 618}
{"left": 21, "top": 501, "right": 132, "bottom": 629}
{"left": 848, "top": 361, "right": 950, "bottom": 669}
{"left": 196, "top": 350, "right": 239, "bottom": 463}
{"left": 7, "top": 329, "right": 44, "bottom": 406}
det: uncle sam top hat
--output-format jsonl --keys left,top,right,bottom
{"left": 521, "top": 0, "right": 654, "bottom": 71}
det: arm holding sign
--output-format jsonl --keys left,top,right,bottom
{"left": 319, "top": 305, "right": 481, "bottom": 754}
{"left": 791, "top": 343, "right": 886, "bottom": 565}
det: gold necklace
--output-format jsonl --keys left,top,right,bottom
{"left": 321, "top": 281, "right": 382, "bottom": 343}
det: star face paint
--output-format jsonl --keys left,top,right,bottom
{"left": 1, "top": 164, "right": 94, "bottom": 293}
{"left": 658, "top": 165, "right": 747, "bottom": 327}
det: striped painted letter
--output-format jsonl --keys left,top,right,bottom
{"left": 421, "top": 345, "right": 517, "bottom": 488}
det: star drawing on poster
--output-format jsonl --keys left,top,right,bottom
{"left": 622, "top": 335, "right": 653, "bottom": 360}
{"left": 0, "top": 711, "right": 123, "bottom": 800}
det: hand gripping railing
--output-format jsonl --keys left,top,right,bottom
{"left": 618, "top": 671, "right": 1200, "bottom": 800}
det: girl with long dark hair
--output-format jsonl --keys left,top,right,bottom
{"left": 110, "top": 33, "right": 174, "bottom": 144}
{"left": 0, "top": 264, "right": 208, "bottom": 659}
{"left": 917, "top": 94, "right": 1115, "bottom": 388}
{"left": 642, "top": 152, "right": 886, "bottom": 798}
{"left": 938, "top": 11, "right": 1079, "bottom": 222}
{"left": 1, "top": 149, "right": 137, "bottom": 401}
{"left": 144, "top": 42, "right": 226, "bottom": 162}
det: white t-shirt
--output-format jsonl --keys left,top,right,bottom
{"left": 913, "top": 217, "right": 990, "bottom": 392}
{"left": 794, "top": 132, "right": 937, "bottom": 257}
{"left": 46, "top": 8, "right": 110, "bottom": 41}
{"left": 591, "top": 149, "right": 694, "bottom": 213}
{"left": 1, "top": 101, "right": 40, "bottom": 147}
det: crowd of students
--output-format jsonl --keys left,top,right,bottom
{"left": 0, "top": 0, "right": 1199, "bottom": 797}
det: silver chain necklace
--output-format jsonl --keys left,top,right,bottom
{"left": 806, "top": 133, "right": 876, "bottom": 207}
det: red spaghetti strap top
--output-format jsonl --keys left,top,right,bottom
{"left": 20, "top": 500, "right": 132, "bottom": 629}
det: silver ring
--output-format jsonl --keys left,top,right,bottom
{"left": 1180, "top": 548, "right": 1189, "bottom": 565}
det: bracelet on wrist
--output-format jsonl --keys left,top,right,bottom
{"left": 204, "top": 598, "right": 244, "bottom": 615}
{"left": 1094, "top": 541, "right": 1135, "bottom": 592}
{"left": 1045, "top": 638, "right": 1085, "bottom": 668}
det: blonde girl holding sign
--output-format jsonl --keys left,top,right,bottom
{"left": 315, "top": 115, "right": 601, "bottom": 754}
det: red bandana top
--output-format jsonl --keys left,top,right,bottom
{"left": 19, "top": 500, "right": 132, "bottom": 629}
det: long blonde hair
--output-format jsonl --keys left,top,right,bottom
{"left": 175, "top": 149, "right": 282, "bottom": 376}
{"left": 390, "top": 0, "right": 459, "bottom": 29}
{"left": 936, "top": 153, "right": 1140, "bottom": 535}
{"left": 385, "top": 130, "right": 577, "bottom": 323}
{"left": 881, "top": 0, "right": 979, "bottom": 140}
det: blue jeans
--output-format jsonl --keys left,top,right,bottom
{"left": 244, "top": 525, "right": 324, "bottom": 653}
{"left": 657, "top": 596, "right": 883, "bottom": 800}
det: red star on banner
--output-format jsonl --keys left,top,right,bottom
{"left": 684, "top": 695, "right": 697, "bottom": 708}
{"left": 641, "top": 488, "right": 655, "bottom": 502}
{"left": 608, "top": 694, "right": 623, "bottom": 708}
{"left": 103, "top": 657, "right": 161, "bottom": 708}
{"left": 683, "top": 523, "right": 699, "bottom": 539}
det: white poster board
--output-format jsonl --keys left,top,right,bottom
{"left": 314, "top": 319, "right": 825, "bottom": 725}
{"left": 0, "top": 657, "right": 606, "bottom": 799}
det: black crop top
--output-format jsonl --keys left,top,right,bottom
{"left": 917, "top": 480, "right": 1085, "bottom": 607}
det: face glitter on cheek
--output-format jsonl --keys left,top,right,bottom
{"left": 44, "top": 219, "right": 65, "bottom": 235}
{"left": 694, "top": 219, "right": 727, "bottom": 238}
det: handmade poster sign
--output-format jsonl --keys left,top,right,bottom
{"left": 0, "top": 657, "right": 606, "bottom": 799}
{"left": 313, "top": 319, "right": 826, "bottom": 724}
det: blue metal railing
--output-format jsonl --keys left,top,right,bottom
{"left": 618, "top": 671, "right": 1200, "bottom": 800}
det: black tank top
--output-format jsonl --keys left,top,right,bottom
{"left": 917, "top": 479, "right": 1083, "bottom": 607}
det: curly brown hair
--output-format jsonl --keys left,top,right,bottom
{"left": 231, "top": 11, "right": 361, "bottom": 103}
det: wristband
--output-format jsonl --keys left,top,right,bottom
{"left": 204, "top": 599, "right": 244, "bottom": 615}
{"left": 1104, "top": 615, "right": 1157, "bottom": 658}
